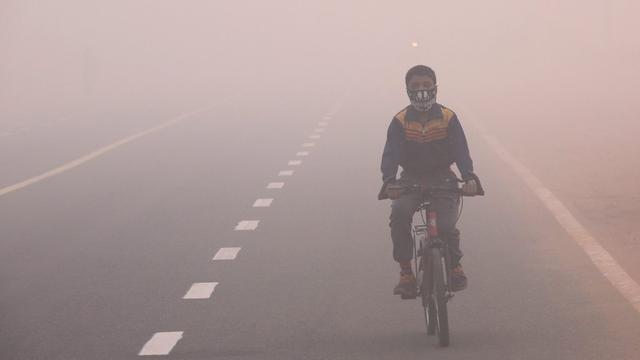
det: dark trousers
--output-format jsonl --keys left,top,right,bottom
{"left": 389, "top": 172, "right": 463, "bottom": 266}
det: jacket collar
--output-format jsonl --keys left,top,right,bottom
{"left": 405, "top": 103, "right": 443, "bottom": 122}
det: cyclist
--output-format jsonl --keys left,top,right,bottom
{"left": 380, "top": 65, "right": 482, "bottom": 299}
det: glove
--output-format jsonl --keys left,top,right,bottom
{"left": 461, "top": 172, "right": 485, "bottom": 196}
{"left": 462, "top": 179, "right": 478, "bottom": 195}
{"left": 385, "top": 180, "right": 405, "bottom": 200}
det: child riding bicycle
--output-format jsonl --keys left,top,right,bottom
{"left": 380, "top": 65, "right": 483, "bottom": 299}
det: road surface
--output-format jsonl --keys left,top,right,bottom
{"left": 2, "top": 91, "right": 640, "bottom": 359}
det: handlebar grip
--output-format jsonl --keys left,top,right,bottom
{"left": 378, "top": 189, "right": 389, "bottom": 200}
{"left": 377, "top": 181, "right": 390, "bottom": 200}
{"left": 465, "top": 173, "right": 485, "bottom": 197}
{"left": 474, "top": 176, "right": 485, "bottom": 196}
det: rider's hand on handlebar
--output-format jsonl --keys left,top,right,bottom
{"left": 385, "top": 180, "right": 405, "bottom": 200}
{"left": 462, "top": 179, "right": 478, "bottom": 195}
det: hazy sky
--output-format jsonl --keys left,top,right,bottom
{"left": 1, "top": 0, "right": 639, "bottom": 115}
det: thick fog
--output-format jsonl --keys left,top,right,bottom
{"left": 3, "top": 2, "right": 640, "bottom": 186}
{"left": 3, "top": 2, "right": 640, "bottom": 358}
{"left": 3, "top": 1, "right": 639, "bottom": 109}
{"left": 3, "top": 0, "right": 640, "bottom": 222}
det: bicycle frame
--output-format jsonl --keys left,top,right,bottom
{"left": 412, "top": 199, "right": 455, "bottom": 346}
{"left": 413, "top": 202, "right": 454, "bottom": 302}
{"left": 381, "top": 177, "right": 483, "bottom": 347}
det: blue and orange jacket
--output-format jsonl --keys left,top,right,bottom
{"left": 381, "top": 103, "right": 474, "bottom": 181}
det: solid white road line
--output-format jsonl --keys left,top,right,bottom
{"left": 482, "top": 132, "right": 640, "bottom": 314}
{"left": 309, "top": 134, "right": 321, "bottom": 139}
{"left": 234, "top": 220, "right": 259, "bottom": 231}
{"left": 213, "top": 247, "right": 241, "bottom": 260}
{"left": 288, "top": 160, "right": 302, "bottom": 166}
{"left": 278, "top": 170, "right": 294, "bottom": 176}
{"left": 183, "top": 282, "right": 219, "bottom": 299}
{"left": 0, "top": 105, "right": 218, "bottom": 198}
{"left": 302, "top": 142, "right": 315, "bottom": 147}
{"left": 296, "top": 151, "right": 309, "bottom": 156}
{"left": 267, "top": 182, "right": 285, "bottom": 189}
{"left": 253, "top": 198, "right": 273, "bottom": 207}
{"left": 138, "top": 331, "right": 183, "bottom": 356}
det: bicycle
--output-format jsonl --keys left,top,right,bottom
{"left": 379, "top": 176, "right": 484, "bottom": 347}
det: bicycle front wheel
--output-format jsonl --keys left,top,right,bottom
{"left": 421, "top": 249, "right": 437, "bottom": 336}
{"left": 425, "top": 297, "right": 437, "bottom": 336}
{"left": 432, "top": 247, "right": 450, "bottom": 347}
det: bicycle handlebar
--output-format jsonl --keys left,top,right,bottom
{"left": 377, "top": 176, "right": 485, "bottom": 200}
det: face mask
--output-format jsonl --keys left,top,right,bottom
{"left": 407, "top": 86, "right": 437, "bottom": 112}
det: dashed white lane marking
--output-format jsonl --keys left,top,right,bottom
{"left": 278, "top": 170, "right": 294, "bottom": 176}
{"left": 296, "top": 151, "right": 309, "bottom": 156}
{"left": 183, "top": 282, "right": 219, "bottom": 299}
{"left": 138, "top": 331, "right": 183, "bottom": 356}
{"left": 314, "top": 128, "right": 325, "bottom": 133}
{"left": 0, "top": 105, "right": 219, "bottom": 198}
{"left": 322, "top": 116, "right": 331, "bottom": 120}
{"left": 267, "top": 182, "right": 284, "bottom": 189}
{"left": 234, "top": 220, "right": 259, "bottom": 231}
{"left": 288, "top": 160, "right": 302, "bottom": 166}
{"left": 482, "top": 132, "right": 640, "bottom": 314}
{"left": 318, "top": 122, "right": 328, "bottom": 126}
{"left": 302, "top": 142, "right": 315, "bottom": 147}
{"left": 213, "top": 247, "right": 241, "bottom": 260}
{"left": 253, "top": 198, "right": 273, "bottom": 207}
{"left": 309, "top": 134, "right": 321, "bottom": 139}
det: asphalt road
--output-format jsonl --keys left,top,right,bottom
{"left": 2, "top": 91, "right": 640, "bottom": 359}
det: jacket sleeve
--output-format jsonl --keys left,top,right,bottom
{"left": 381, "top": 118, "right": 405, "bottom": 182}
{"left": 448, "top": 114, "right": 474, "bottom": 180}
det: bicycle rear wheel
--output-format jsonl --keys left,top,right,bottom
{"left": 432, "top": 248, "right": 450, "bottom": 347}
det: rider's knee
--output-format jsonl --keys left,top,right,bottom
{"left": 389, "top": 204, "right": 413, "bottom": 226}
{"left": 441, "top": 227, "right": 460, "bottom": 240}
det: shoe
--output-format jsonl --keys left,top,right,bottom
{"left": 393, "top": 272, "right": 417, "bottom": 299}
{"left": 450, "top": 264, "right": 468, "bottom": 292}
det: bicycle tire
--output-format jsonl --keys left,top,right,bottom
{"left": 432, "top": 247, "right": 450, "bottom": 347}
{"left": 420, "top": 248, "right": 437, "bottom": 336}
{"left": 425, "top": 297, "right": 437, "bottom": 335}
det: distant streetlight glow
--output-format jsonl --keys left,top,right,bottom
{"left": 411, "top": 41, "right": 419, "bottom": 48}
